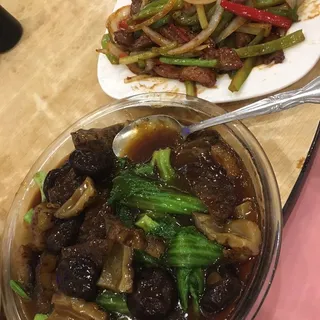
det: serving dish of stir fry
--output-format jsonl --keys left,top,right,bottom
{"left": 97, "top": 0, "right": 320, "bottom": 101}
{"left": 9, "top": 121, "right": 263, "bottom": 320}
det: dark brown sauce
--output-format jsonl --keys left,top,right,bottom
{"left": 20, "top": 124, "right": 260, "bottom": 320}
{"left": 122, "top": 120, "right": 182, "bottom": 162}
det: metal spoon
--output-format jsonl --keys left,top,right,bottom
{"left": 113, "top": 76, "right": 320, "bottom": 157}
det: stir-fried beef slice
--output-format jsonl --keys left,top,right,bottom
{"left": 16, "top": 245, "right": 39, "bottom": 294}
{"left": 32, "top": 203, "right": 57, "bottom": 251}
{"left": 131, "top": 0, "right": 142, "bottom": 15}
{"left": 71, "top": 124, "right": 124, "bottom": 153}
{"left": 44, "top": 163, "right": 85, "bottom": 206}
{"left": 46, "top": 216, "right": 83, "bottom": 253}
{"left": 106, "top": 216, "right": 147, "bottom": 250}
{"left": 180, "top": 66, "right": 216, "bottom": 87}
{"left": 132, "top": 33, "right": 154, "bottom": 50}
{"left": 34, "top": 252, "right": 57, "bottom": 314}
{"left": 203, "top": 47, "right": 243, "bottom": 71}
{"left": 153, "top": 64, "right": 182, "bottom": 79}
{"left": 159, "top": 24, "right": 192, "bottom": 44}
{"left": 114, "top": 30, "right": 135, "bottom": 48}
{"left": 78, "top": 202, "right": 113, "bottom": 243}
{"left": 260, "top": 50, "right": 285, "bottom": 65}
{"left": 61, "top": 239, "right": 113, "bottom": 269}
{"left": 235, "top": 32, "right": 254, "bottom": 48}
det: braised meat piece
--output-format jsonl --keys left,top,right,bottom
{"left": 203, "top": 47, "right": 243, "bottom": 71}
{"left": 78, "top": 202, "right": 113, "bottom": 243}
{"left": 261, "top": 50, "right": 285, "bottom": 65}
{"left": 34, "top": 252, "right": 57, "bottom": 314}
{"left": 71, "top": 124, "right": 124, "bottom": 153}
{"left": 180, "top": 66, "right": 216, "bottom": 87}
{"left": 235, "top": 32, "right": 253, "bottom": 48}
{"left": 153, "top": 64, "right": 182, "bottom": 79}
{"left": 114, "top": 30, "right": 135, "bottom": 48}
{"left": 43, "top": 163, "right": 85, "bottom": 206}
{"left": 61, "top": 239, "right": 113, "bottom": 269}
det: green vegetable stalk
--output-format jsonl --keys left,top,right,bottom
{"left": 253, "top": 0, "right": 285, "bottom": 9}
{"left": 109, "top": 171, "right": 207, "bottom": 215}
{"left": 151, "top": 148, "right": 175, "bottom": 182}
{"left": 96, "top": 291, "right": 130, "bottom": 315}
{"left": 10, "top": 280, "right": 30, "bottom": 300}
{"left": 235, "top": 30, "right": 305, "bottom": 58}
{"left": 177, "top": 268, "right": 191, "bottom": 311}
{"left": 212, "top": 11, "right": 234, "bottom": 39}
{"left": 34, "top": 171, "right": 46, "bottom": 202}
{"left": 265, "top": 6, "right": 299, "bottom": 21}
{"left": 166, "top": 227, "right": 223, "bottom": 267}
{"left": 185, "top": 81, "right": 197, "bottom": 97}
{"left": 134, "top": 249, "right": 162, "bottom": 266}
{"left": 100, "top": 34, "right": 119, "bottom": 65}
{"left": 159, "top": 57, "right": 218, "bottom": 68}
{"left": 24, "top": 208, "right": 34, "bottom": 224}
{"left": 151, "top": 14, "right": 172, "bottom": 29}
{"left": 136, "top": 214, "right": 179, "bottom": 239}
{"left": 34, "top": 315, "right": 49, "bottom": 320}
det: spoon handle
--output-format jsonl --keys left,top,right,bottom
{"left": 186, "top": 76, "right": 320, "bottom": 135}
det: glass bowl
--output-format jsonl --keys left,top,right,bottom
{"left": 1, "top": 92, "right": 282, "bottom": 320}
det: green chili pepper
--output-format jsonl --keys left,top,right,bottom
{"left": 132, "top": 0, "right": 183, "bottom": 21}
{"left": 265, "top": 6, "right": 299, "bottom": 21}
{"left": 235, "top": 30, "right": 305, "bottom": 58}
{"left": 151, "top": 14, "right": 171, "bottom": 28}
{"left": 160, "top": 57, "right": 218, "bottom": 67}
{"left": 100, "top": 34, "right": 119, "bottom": 65}
{"left": 253, "top": 0, "right": 285, "bottom": 9}
{"left": 34, "top": 315, "right": 49, "bottom": 320}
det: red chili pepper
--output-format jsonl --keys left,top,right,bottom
{"left": 119, "top": 52, "right": 128, "bottom": 58}
{"left": 220, "top": 0, "right": 292, "bottom": 29}
{"left": 119, "top": 19, "right": 128, "bottom": 30}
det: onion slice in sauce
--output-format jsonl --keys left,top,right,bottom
{"left": 107, "top": 5, "right": 131, "bottom": 41}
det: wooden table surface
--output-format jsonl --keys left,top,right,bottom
{"left": 0, "top": 0, "right": 319, "bottom": 235}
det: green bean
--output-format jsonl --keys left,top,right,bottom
{"left": 160, "top": 57, "right": 218, "bottom": 67}
{"left": 235, "top": 30, "right": 305, "bottom": 58}
{"left": 185, "top": 81, "right": 197, "bottom": 96}
{"left": 120, "top": 51, "right": 159, "bottom": 64}
{"left": 212, "top": 11, "right": 234, "bottom": 39}
{"left": 249, "top": 30, "right": 265, "bottom": 45}
{"left": 132, "top": 0, "right": 183, "bottom": 21}
{"left": 151, "top": 14, "right": 171, "bottom": 28}
{"left": 10, "top": 280, "right": 30, "bottom": 300}
{"left": 265, "top": 7, "right": 299, "bottom": 21}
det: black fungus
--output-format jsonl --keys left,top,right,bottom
{"left": 69, "top": 149, "right": 113, "bottom": 180}
{"left": 56, "top": 257, "right": 99, "bottom": 301}
{"left": 127, "top": 268, "right": 177, "bottom": 320}
{"left": 46, "top": 217, "right": 82, "bottom": 253}
{"left": 200, "top": 276, "right": 242, "bottom": 314}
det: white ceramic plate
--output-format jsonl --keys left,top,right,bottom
{"left": 97, "top": 0, "right": 320, "bottom": 102}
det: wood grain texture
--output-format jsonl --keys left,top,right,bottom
{"left": 0, "top": 0, "right": 319, "bottom": 246}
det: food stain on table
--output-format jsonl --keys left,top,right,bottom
{"left": 296, "top": 157, "right": 306, "bottom": 169}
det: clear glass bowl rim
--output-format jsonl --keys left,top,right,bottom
{"left": 1, "top": 92, "right": 282, "bottom": 320}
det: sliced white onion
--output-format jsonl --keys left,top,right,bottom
{"left": 145, "top": 58, "right": 155, "bottom": 72}
{"left": 167, "top": 0, "right": 224, "bottom": 55}
{"left": 142, "top": 26, "right": 173, "bottom": 46}
{"left": 185, "top": 0, "right": 217, "bottom": 4}
{"left": 107, "top": 41, "right": 126, "bottom": 58}
{"left": 216, "top": 16, "right": 247, "bottom": 43}
{"left": 106, "top": 5, "right": 131, "bottom": 41}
